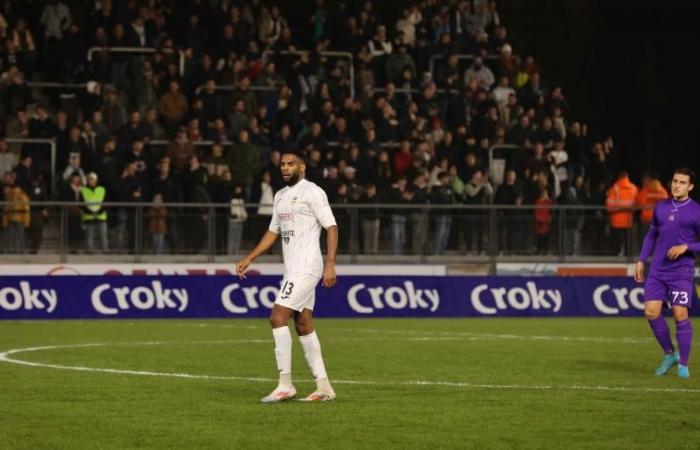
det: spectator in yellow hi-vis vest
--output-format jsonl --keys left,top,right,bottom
{"left": 80, "top": 172, "right": 109, "bottom": 254}
{"left": 2, "top": 184, "right": 29, "bottom": 253}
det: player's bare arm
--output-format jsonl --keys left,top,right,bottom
{"left": 634, "top": 261, "right": 645, "bottom": 283}
{"left": 322, "top": 225, "right": 338, "bottom": 287}
{"left": 236, "top": 231, "right": 279, "bottom": 278}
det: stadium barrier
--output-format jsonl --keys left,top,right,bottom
{"left": 1, "top": 275, "right": 696, "bottom": 320}
{"left": 261, "top": 50, "right": 355, "bottom": 98}
{"left": 86, "top": 46, "right": 186, "bottom": 75}
{"left": 0, "top": 263, "right": 447, "bottom": 276}
{"left": 0, "top": 202, "right": 643, "bottom": 264}
{"left": 5, "top": 138, "right": 58, "bottom": 194}
{"left": 0, "top": 201, "right": 648, "bottom": 265}
{"left": 193, "top": 84, "right": 279, "bottom": 96}
{"left": 428, "top": 54, "right": 500, "bottom": 79}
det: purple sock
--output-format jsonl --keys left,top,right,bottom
{"left": 648, "top": 316, "right": 675, "bottom": 354}
{"left": 676, "top": 319, "right": 693, "bottom": 366}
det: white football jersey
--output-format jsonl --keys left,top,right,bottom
{"left": 269, "top": 178, "right": 337, "bottom": 278}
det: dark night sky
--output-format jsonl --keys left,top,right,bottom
{"left": 498, "top": 0, "right": 700, "bottom": 184}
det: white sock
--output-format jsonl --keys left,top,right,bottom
{"left": 272, "top": 326, "right": 292, "bottom": 387}
{"left": 299, "top": 331, "right": 328, "bottom": 383}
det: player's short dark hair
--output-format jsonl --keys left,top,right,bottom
{"left": 281, "top": 149, "right": 306, "bottom": 163}
{"left": 674, "top": 167, "right": 696, "bottom": 184}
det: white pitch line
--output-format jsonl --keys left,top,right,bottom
{"left": 1, "top": 341, "right": 699, "bottom": 395}
{"left": 6, "top": 321, "right": 665, "bottom": 345}
{"left": 161, "top": 322, "right": 658, "bottom": 345}
{"left": 110, "top": 321, "right": 651, "bottom": 345}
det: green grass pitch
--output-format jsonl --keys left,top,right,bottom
{"left": 1, "top": 318, "right": 699, "bottom": 449}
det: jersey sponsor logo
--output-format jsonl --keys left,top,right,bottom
{"left": 470, "top": 282, "right": 563, "bottom": 315}
{"left": 0, "top": 281, "right": 58, "bottom": 313}
{"left": 278, "top": 213, "right": 294, "bottom": 221}
{"left": 281, "top": 230, "right": 294, "bottom": 244}
{"left": 90, "top": 281, "right": 188, "bottom": 315}
{"left": 592, "top": 284, "right": 644, "bottom": 315}
{"left": 347, "top": 281, "right": 440, "bottom": 314}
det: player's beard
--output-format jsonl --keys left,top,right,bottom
{"left": 285, "top": 172, "right": 301, "bottom": 186}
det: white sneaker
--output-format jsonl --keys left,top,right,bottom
{"left": 301, "top": 387, "right": 336, "bottom": 402}
{"left": 261, "top": 386, "right": 297, "bottom": 403}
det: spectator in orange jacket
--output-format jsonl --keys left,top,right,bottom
{"left": 636, "top": 172, "right": 669, "bottom": 234}
{"left": 606, "top": 171, "right": 638, "bottom": 256}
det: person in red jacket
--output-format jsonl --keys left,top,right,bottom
{"left": 534, "top": 188, "right": 552, "bottom": 254}
{"left": 393, "top": 139, "right": 413, "bottom": 176}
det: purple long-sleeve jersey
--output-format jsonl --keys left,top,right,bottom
{"left": 638, "top": 198, "right": 700, "bottom": 279}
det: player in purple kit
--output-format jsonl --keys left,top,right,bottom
{"left": 635, "top": 168, "right": 699, "bottom": 378}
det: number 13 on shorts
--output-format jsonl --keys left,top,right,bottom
{"left": 280, "top": 281, "right": 294, "bottom": 299}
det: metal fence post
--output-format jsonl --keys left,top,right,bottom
{"left": 134, "top": 205, "right": 143, "bottom": 262}
{"left": 350, "top": 206, "right": 358, "bottom": 263}
{"left": 208, "top": 206, "right": 216, "bottom": 262}
{"left": 59, "top": 205, "right": 67, "bottom": 263}
{"left": 489, "top": 206, "right": 498, "bottom": 275}
{"left": 6, "top": 138, "right": 57, "bottom": 196}
{"left": 558, "top": 208, "right": 566, "bottom": 262}
{"left": 420, "top": 207, "right": 430, "bottom": 263}
{"left": 626, "top": 226, "right": 634, "bottom": 263}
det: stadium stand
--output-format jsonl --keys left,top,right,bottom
{"left": 0, "top": 0, "right": 646, "bottom": 257}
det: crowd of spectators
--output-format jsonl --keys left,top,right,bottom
{"left": 0, "top": 0, "right": 654, "bottom": 255}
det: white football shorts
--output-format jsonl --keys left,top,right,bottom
{"left": 274, "top": 272, "right": 321, "bottom": 312}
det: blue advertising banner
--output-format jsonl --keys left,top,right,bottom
{"left": 0, "top": 276, "right": 698, "bottom": 320}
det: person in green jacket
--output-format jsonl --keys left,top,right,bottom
{"left": 80, "top": 172, "right": 109, "bottom": 253}
{"left": 228, "top": 129, "right": 261, "bottom": 201}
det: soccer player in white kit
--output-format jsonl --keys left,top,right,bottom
{"left": 236, "top": 149, "right": 339, "bottom": 402}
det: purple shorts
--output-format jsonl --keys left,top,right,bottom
{"left": 644, "top": 274, "right": 694, "bottom": 307}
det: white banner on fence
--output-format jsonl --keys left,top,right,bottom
{"left": 0, "top": 263, "right": 447, "bottom": 277}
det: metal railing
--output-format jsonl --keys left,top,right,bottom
{"left": 372, "top": 86, "right": 459, "bottom": 96}
{"left": 145, "top": 139, "right": 233, "bottom": 147}
{"left": 0, "top": 201, "right": 646, "bottom": 267}
{"left": 26, "top": 82, "right": 88, "bottom": 90}
{"left": 5, "top": 138, "right": 58, "bottom": 194}
{"left": 193, "top": 84, "right": 278, "bottom": 96}
{"left": 488, "top": 144, "right": 519, "bottom": 186}
{"left": 143, "top": 139, "right": 402, "bottom": 151}
{"left": 429, "top": 54, "right": 500, "bottom": 77}
{"left": 262, "top": 50, "right": 355, "bottom": 98}
{"left": 86, "top": 46, "right": 186, "bottom": 76}
{"left": 488, "top": 144, "right": 556, "bottom": 186}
